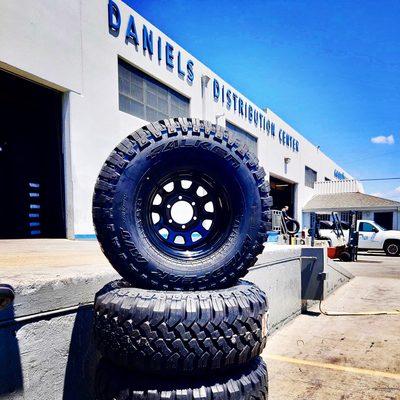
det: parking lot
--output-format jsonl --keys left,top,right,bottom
{"left": 262, "top": 253, "right": 400, "bottom": 399}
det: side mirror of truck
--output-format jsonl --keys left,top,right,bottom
{"left": 373, "top": 227, "right": 379, "bottom": 233}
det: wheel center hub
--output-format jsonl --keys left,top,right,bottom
{"left": 147, "top": 176, "right": 222, "bottom": 249}
{"left": 170, "top": 201, "right": 194, "bottom": 224}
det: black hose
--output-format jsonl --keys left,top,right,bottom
{"left": 285, "top": 218, "right": 300, "bottom": 235}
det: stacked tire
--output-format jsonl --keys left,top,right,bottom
{"left": 92, "top": 118, "right": 273, "bottom": 399}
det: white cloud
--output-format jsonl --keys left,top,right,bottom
{"left": 370, "top": 187, "right": 400, "bottom": 201}
{"left": 370, "top": 134, "right": 395, "bottom": 145}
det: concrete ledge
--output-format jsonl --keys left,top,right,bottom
{"left": 0, "top": 240, "right": 352, "bottom": 399}
{"left": 0, "top": 240, "right": 118, "bottom": 321}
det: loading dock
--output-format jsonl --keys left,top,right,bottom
{"left": 0, "top": 240, "right": 351, "bottom": 399}
{"left": 0, "top": 70, "right": 65, "bottom": 239}
{"left": 270, "top": 175, "right": 296, "bottom": 218}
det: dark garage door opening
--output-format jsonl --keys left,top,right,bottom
{"left": 270, "top": 175, "right": 296, "bottom": 218}
{"left": 0, "top": 70, "right": 65, "bottom": 239}
{"left": 374, "top": 212, "right": 393, "bottom": 230}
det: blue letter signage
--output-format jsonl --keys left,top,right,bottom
{"left": 334, "top": 170, "right": 346, "bottom": 180}
{"left": 108, "top": 1, "right": 195, "bottom": 84}
{"left": 212, "top": 78, "right": 299, "bottom": 152}
{"left": 108, "top": 0, "right": 121, "bottom": 33}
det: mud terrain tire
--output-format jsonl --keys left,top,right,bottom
{"left": 93, "top": 118, "right": 272, "bottom": 290}
{"left": 95, "top": 356, "right": 268, "bottom": 400}
{"left": 94, "top": 280, "right": 268, "bottom": 375}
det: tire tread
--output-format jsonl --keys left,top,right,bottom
{"left": 94, "top": 280, "right": 268, "bottom": 374}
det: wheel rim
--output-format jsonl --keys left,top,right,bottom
{"left": 387, "top": 243, "right": 398, "bottom": 255}
{"left": 141, "top": 171, "right": 234, "bottom": 259}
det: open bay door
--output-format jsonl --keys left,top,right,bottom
{"left": 0, "top": 70, "right": 66, "bottom": 238}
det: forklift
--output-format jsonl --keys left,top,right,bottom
{"left": 309, "top": 211, "right": 359, "bottom": 262}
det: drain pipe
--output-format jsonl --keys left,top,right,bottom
{"left": 249, "top": 256, "right": 317, "bottom": 271}
{"left": 201, "top": 74, "right": 210, "bottom": 120}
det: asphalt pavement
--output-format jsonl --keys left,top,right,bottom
{"left": 262, "top": 252, "right": 400, "bottom": 400}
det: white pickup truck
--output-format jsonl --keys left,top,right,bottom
{"left": 319, "top": 219, "right": 400, "bottom": 256}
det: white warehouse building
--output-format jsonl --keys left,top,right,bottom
{"left": 0, "top": 0, "right": 356, "bottom": 239}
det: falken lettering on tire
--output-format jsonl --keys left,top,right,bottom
{"left": 95, "top": 356, "right": 268, "bottom": 400}
{"left": 93, "top": 118, "right": 273, "bottom": 290}
{"left": 94, "top": 280, "right": 268, "bottom": 375}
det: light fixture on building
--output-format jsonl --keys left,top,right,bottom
{"left": 201, "top": 75, "right": 210, "bottom": 86}
{"left": 216, "top": 113, "right": 225, "bottom": 125}
{"left": 284, "top": 157, "right": 291, "bottom": 164}
{"left": 201, "top": 75, "right": 210, "bottom": 97}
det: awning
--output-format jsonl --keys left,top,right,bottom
{"left": 303, "top": 192, "right": 400, "bottom": 212}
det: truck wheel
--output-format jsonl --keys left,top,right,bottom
{"left": 95, "top": 357, "right": 268, "bottom": 400}
{"left": 93, "top": 118, "right": 272, "bottom": 290}
{"left": 339, "top": 251, "right": 351, "bottom": 262}
{"left": 94, "top": 280, "right": 268, "bottom": 375}
{"left": 384, "top": 241, "right": 400, "bottom": 256}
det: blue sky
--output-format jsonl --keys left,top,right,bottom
{"left": 125, "top": 0, "right": 400, "bottom": 200}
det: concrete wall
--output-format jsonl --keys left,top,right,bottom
{"left": 0, "top": 308, "right": 98, "bottom": 400}
{"left": 314, "top": 180, "right": 365, "bottom": 195}
{"left": 248, "top": 247, "right": 303, "bottom": 332}
{"left": 0, "top": 0, "right": 353, "bottom": 236}
{"left": 0, "top": 0, "right": 83, "bottom": 93}
{"left": 0, "top": 246, "right": 352, "bottom": 400}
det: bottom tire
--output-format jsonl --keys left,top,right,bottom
{"left": 95, "top": 356, "right": 268, "bottom": 400}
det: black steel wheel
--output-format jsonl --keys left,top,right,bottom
{"left": 143, "top": 171, "right": 232, "bottom": 259}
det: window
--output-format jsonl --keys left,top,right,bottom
{"left": 226, "top": 121, "right": 258, "bottom": 154}
{"left": 305, "top": 166, "right": 317, "bottom": 188}
{"left": 118, "top": 59, "right": 189, "bottom": 121}
{"left": 340, "top": 211, "right": 362, "bottom": 223}
{"left": 359, "top": 222, "right": 376, "bottom": 232}
{"left": 318, "top": 214, "right": 331, "bottom": 221}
